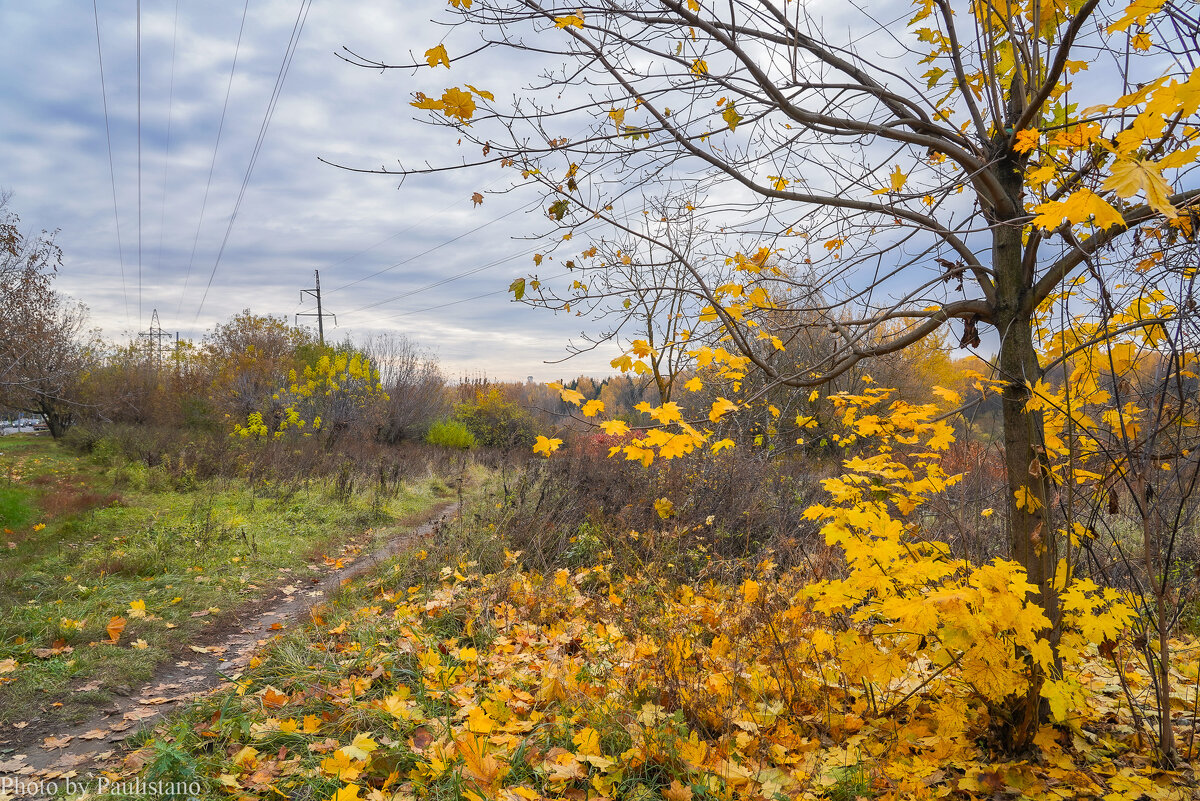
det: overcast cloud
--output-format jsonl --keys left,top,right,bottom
{"left": 0, "top": 0, "right": 611, "bottom": 382}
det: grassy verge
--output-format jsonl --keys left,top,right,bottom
{"left": 0, "top": 435, "right": 455, "bottom": 726}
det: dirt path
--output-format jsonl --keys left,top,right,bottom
{"left": 0, "top": 502, "right": 455, "bottom": 788}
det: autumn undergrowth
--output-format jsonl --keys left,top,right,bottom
{"left": 85, "top": 460, "right": 1198, "bottom": 799}
{"left": 0, "top": 435, "right": 455, "bottom": 726}
{"left": 72, "top": 389, "right": 1200, "bottom": 800}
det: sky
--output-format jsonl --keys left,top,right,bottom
{"left": 0, "top": 1, "right": 610, "bottom": 382}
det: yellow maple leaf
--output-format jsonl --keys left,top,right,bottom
{"left": 926, "top": 424, "right": 955, "bottom": 451}
{"left": 424, "top": 44, "right": 450, "bottom": 69}
{"left": 533, "top": 435, "right": 563, "bottom": 456}
{"left": 573, "top": 727, "right": 602, "bottom": 756}
{"left": 1014, "top": 486, "right": 1044, "bottom": 513}
{"left": 455, "top": 733, "right": 506, "bottom": 790}
{"left": 465, "top": 83, "right": 494, "bottom": 101}
{"left": 343, "top": 733, "right": 378, "bottom": 761}
{"left": 439, "top": 87, "right": 476, "bottom": 122}
{"left": 709, "top": 397, "right": 737, "bottom": 422}
{"left": 721, "top": 103, "right": 743, "bottom": 132}
{"left": 558, "top": 387, "right": 586, "bottom": 406}
{"left": 127, "top": 599, "right": 147, "bottom": 619}
{"left": 654, "top": 498, "right": 675, "bottom": 519}
{"left": 931, "top": 385, "right": 961, "bottom": 406}
{"left": 649, "top": 402, "right": 683, "bottom": 424}
{"left": 1102, "top": 159, "right": 1177, "bottom": 218}
{"left": 768, "top": 175, "right": 789, "bottom": 191}
{"left": 1031, "top": 189, "right": 1124, "bottom": 231}
{"left": 600, "top": 419, "right": 630, "bottom": 436}
{"left": 1106, "top": 0, "right": 1166, "bottom": 33}
{"left": 581, "top": 399, "right": 604, "bottom": 417}
{"left": 711, "top": 437, "right": 734, "bottom": 453}
{"left": 554, "top": 13, "right": 585, "bottom": 28}
{"left": 691, "top": 59, "right": 709, "bottom": 76}
{"left": 1012, "top": 129, "right": 1040, "bottom": 154}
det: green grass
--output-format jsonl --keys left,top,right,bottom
{"left": 0, "top": 484, "right": 35, "bottom": 531}
{"left": 0, "top": 435, "right": 454, "bottom": 725}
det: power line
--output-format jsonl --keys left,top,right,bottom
{"left": 92, "top": 0, "right": 129, "bottom": 326}
{"left": 195, "top": 0, "right": 314, "bottom": 322}
{"left": 353, "top": 268, "right": 573, "bottom": 327}
{"left": 154, "top": 0, "right": 180, "bottom": 285}
{"left": 328, "top": 198, "right": 539, "bottom": 297}
{"left": 177, "top": 0, "right": 250, "bottom": 317}
{"left": 136, "top": 0, "right": 143, "bottom": 324}
{"left": 340, "top": 215, "right": 605, "bottom": 319}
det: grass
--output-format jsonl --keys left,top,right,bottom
{"left": 0, "top": 435, "right": 456, "bottom": 726}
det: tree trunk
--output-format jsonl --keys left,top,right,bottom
{"left": 991, "top": 160, "right": 1059, "bottom": 751}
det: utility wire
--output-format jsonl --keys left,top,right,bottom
{"left": 354, "top": 269, "right": 572, "bottom": 326}
{"left": 195, "top": 0, "right": 314, "bottom": 322}
{"left": 318, "top": 195, "right": 504, "bottom": 286}
{"left": 136, "top": 0, "right": 143, "bottom": 324}
{"left": 329, "top": 198, "right": 539, "bottom": 296}
{"left": 92, "top": 0, "right": 129, "bottom": 326}
{"left": 154, "top": 0, "right": 180, "bottom": 288}
{"left": 338, "top": 214, "right": 590, "bottom": 318}
{"left": 177, "top": 0, "right": 250, "bottom": 317}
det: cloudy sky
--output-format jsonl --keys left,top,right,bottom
{"left": 0, "top": 1, "right": 609, "bottom": 382}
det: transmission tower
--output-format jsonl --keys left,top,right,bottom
{"left": 139, "top": 309, "right": 173, "bottom": 370}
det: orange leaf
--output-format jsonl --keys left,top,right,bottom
{"left": 455, "top": 733, "right": 505, "bottom": 790}
{"left": 106, "top": 616, "right": 127, "bottom": 643}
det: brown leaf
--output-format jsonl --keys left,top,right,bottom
{"left": 664, "top": 780, "right": 693, "bottom": 801}
{"left": 0, "top": 755, "right": 28, "bottom": 771}
{"left": 80, "top": 729, "right": 108, "bottom": 740}
{"left": 410, "top": 727, "right": 434, "bottom": 751}
{"left": 53, "top": 753, "right": 90, "bottom": 769}
{"left": 42, "top": 735, "right": 73, "bottom": 749}
{"left": 123, "top": 708, "right": 157, "bottom": 721}
{"left": 471, "top": 192, "right": 484, "bottom": 206}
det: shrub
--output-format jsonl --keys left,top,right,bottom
{"left": 425, "top": 419, "right": 476, "bottom": 450}
{"left": 453, "top": 388, "right": 537, "bottom": 449}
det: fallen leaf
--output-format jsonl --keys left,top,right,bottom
{"left": 0, "top": 755, "right": 28, "bottom": 771}
{"left": 42, "top": 735, "right": 73, "bottom": 749}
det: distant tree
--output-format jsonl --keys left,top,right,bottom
{"left": 364, "top": 333, "right": 447, "bottom": 443}
{"left": 0, "top": 194, "right": 96, "bottom": 437}
{"left": 203, "top": 310, "right": 313, "bottom": 419}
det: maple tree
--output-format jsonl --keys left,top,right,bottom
{"left": 338, "top": 0, "right": 1200, "bottom": 748}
